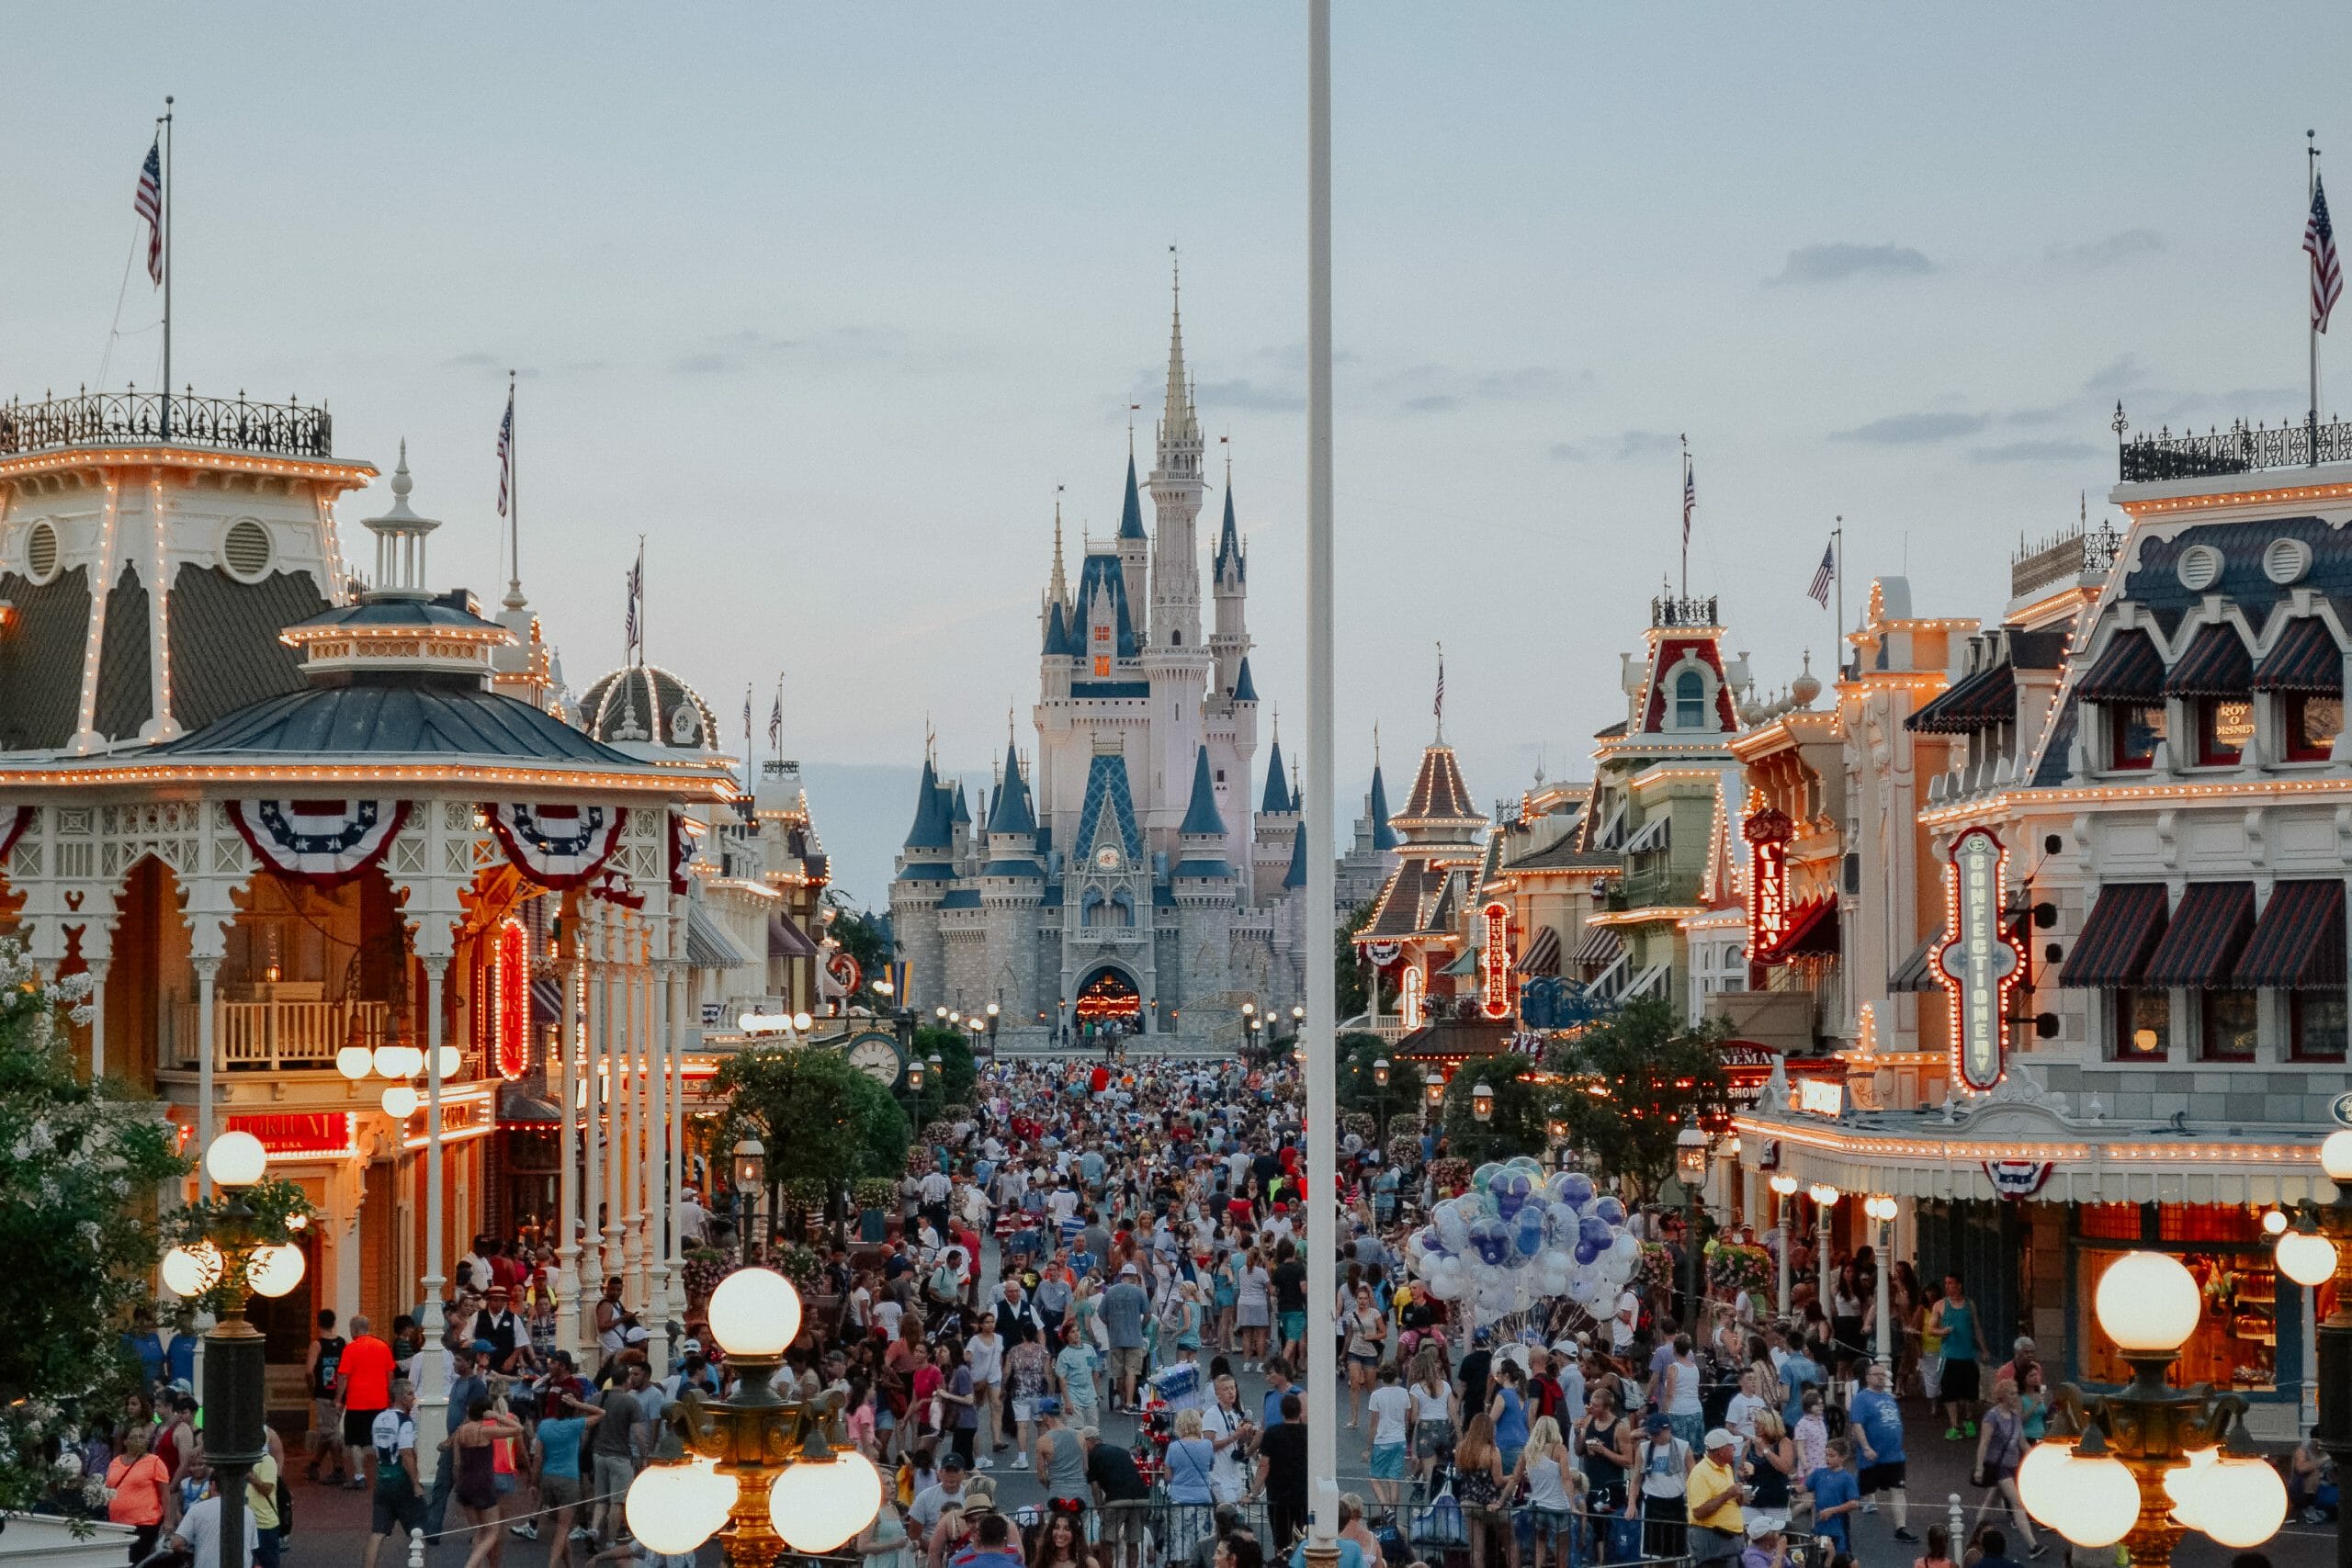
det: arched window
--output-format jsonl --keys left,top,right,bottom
{"left": 1675, "top": 670, "right": 1705, "bottom": 729}
{"left": 1080, "top": 889, "right": 1106, "bottom": 927}
{"left": 1111, "top": 889, "right": 1136, "bottom": 927}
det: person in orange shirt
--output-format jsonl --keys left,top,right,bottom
{"left": 336, "top": 1315, "right": 399, "bottom": 1490}
{"left": 107, "top": 1423, "right": 175, "bottom": 1562}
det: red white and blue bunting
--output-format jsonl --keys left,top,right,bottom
{"left": 0, "top": 805, "right": 33, "bottom": 866}
{"left": 229, "top": 799, "right": 409, "bottom": 889}
{"left": 484, "top": 803, "right": 628, "bottom": 891}
{"left": 1363, "top": 941, "right": 1402, "bottom": 970}
{"left": 1982, "top": 1160, "right": 2054, "bottom": 1200}
{"left": 668, "top": 810, "right": 693, "bottom": 896}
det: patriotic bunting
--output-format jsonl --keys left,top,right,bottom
{"left": 484, "top": 803, "right": 628, "bottom": 890}
{"left": 1363, "top": 940, "right": 1402, "bottom": 970}
{"left": 0, "top": 805, "right": 33, "bottom": 865}
{"left": 228, "top": 800, "right": 409, "bottom": 888}
{"left": 668, "top": 809, "right": 693, "bottom": 896}
{"left": 1982, "top": 1160, "right": 2054, "bottom": 1200}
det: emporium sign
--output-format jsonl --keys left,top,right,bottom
{"left": 1743, "top": 807, "right": 1793, "bottom": 962}
{"left": 1478, "top": 902, "right": 1514, "bottom": 1019}
{"left": 1933, "top": 827, "right": 2022, "bottom": 1092}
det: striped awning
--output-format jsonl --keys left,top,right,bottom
{"left": 1516, "top": 926, "right": 1563, "bottom": 976}
{"left": 2060, "top": 883, "right": 2170, "bottom": 987}
{"left": 2162, "top": 625, "right": 2253, "bottom": 698}
{"left": 1890, "top": 929, "right": 1942, "bottom": 992}
{"left": 1623, "top": 963, "right": 1672, "bottom": 1001}
{"left": 1775, "top": 897, "right": 1839, "bottom": 959}
{"left": 530, "top": 976, "right": 565, "bottom": 1026}
{"left": 1906, "top": 662, "right": 2016, "bottom": 734}
{"left": 2143, "top": 881, "right": 2256, "bottom": 987}
{"left": 2234, "top": 879, "right": 2347, "bottom": 989}
{"left": 1575, "top": 924, "right": 1625, "bottom": 970}
{"left": 1624, "top": 815, "right": 1671, "bottom": 855}
{"left": 768, "top": 910, "right": 820, "bottom": 960}
{"left": 2253, "top": 617, "right": 2345, "bottom": 694}
{"left": 2077, "top": 629, "right": 2165, "bottom": 704}
{"left": 687, "top": 902, "right": 752, "bottom": 970}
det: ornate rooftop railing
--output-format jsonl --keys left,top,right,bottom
{"left": 1651, "top": 593, "right": 1719, "bottom": 629}
{"left": 2117, "top": 405, "right": 2352, "bottom": 482}
{"left": 0, "top": 388, "right": 333, "bottom": 459}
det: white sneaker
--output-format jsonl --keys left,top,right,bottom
{"left": 1012, "top": 1456, "right": 1031, "bottom": 1471}
{"left": 977, "top": 1456, "right": 996, "bottom": 1470}
{"left": 1861, "top": 1502, "right": 1878, "bottom": 1516}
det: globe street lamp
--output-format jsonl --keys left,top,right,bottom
{"left": 1863, "top": 1195, "right": 1899, "bottom": 1369}
{"left": 1806, "top": 1183, "right": 1839, "bottom": 1306}
{"left": 732, "top": 1136, "right": 765, "bottom": 1267}
{"left": 162, "top": 1131, "right": 313, "bottom": 1568}
{"left": 1424, "top": 1070, "right": 1445, "bottom": 1113}
{"left": 1769, "top": 1174, "right": 1799, "bottom": 1314}
{"left": 1370, "top": 1056, "right": 1395, "bottom": 1153}
{"left": 630, "top": 1267, "right": 886, "bottom": 1568}
{"left": 1676, "top": 1121, "right": 1710, "bottom": 1321}
{"left": 1471, "top": 1080, "right": 1495, "bottom": 1123}
{"left": 2018, "top": 1250, "right": 2285, "bottom": 1563}
{"left": 2268, "top": 1128, "right": 2352, "bottom": 1568}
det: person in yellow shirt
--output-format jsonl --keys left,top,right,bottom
{"left": 1685, "top": 1428, "right": 1748, "bottom": 1567}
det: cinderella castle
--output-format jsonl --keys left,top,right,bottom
{"left": 892, "top": 283, "right": 1313, "bottom": 1044}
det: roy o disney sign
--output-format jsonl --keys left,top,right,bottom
{"left": 1932, "top": 827, "right": 2024, "bottom": 1093}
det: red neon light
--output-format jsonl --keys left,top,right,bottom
{"left": 225, "top": 1111, "right": 352, "bottom": 1155}
{"left": 496, "top": 919, "right": 530, "bottom": 1081}
{"left": 1743, "top": 807, "right": 1793, "bottom": 963}
{"left": 1478, "top": 901, "right": 1514, "bottom": 1020}
{"left": 1931, "top": 826, "right": 2023, "bottom": 1093}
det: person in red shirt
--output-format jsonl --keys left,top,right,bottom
{"left": 335, "top": 1315, "right": 398, "bottom": 1490}
{"left": 1089, "top": 1065, "right": 1111, "bottom": 1096}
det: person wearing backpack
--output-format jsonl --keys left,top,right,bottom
{"left": 304, "top": 1309, "right": 348, "bottom": 1484}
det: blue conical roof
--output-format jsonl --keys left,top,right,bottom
{"left": 1261, "top": 739, "right": 1293, "bottom": 815}
{"left": 1214, "top": 487, "right": 1245, "bottom": 581}
{"left": 1118, "top": 455, "right": 1147, "bottom": 540}
{"left": 1283, "top": 818, "right": 1307, "bottom": 888}
{"left": 951, "top": 781, "right": 970, "bottom": 827}
{"left": 1231, "top": 655, "right": 1259, "bottom": 704}
{"left": 903, "top": 759, "right": 952, "bottom": 851}
{"left": 987, "top": 741, "right": 1037, "bottom": 836}
{"left": 1043, "top": 598, "right": 1070, "bottom": 658}
{"left": 1179, "top": 745, "right": 1226, "bottom": 837}
{"left": 1369, "top": 762, "right": 1400, "bottom": 852}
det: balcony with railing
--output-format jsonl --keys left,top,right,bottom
{"left": 2116, "top": 403, "right": 2352, "bottom": 482}
{"left": 0, "top": 387, "right": 333, "bottom": 460}
{"left": 1650, "top": 593, "right": 1720, "bottom": 629}
{"left": 164, "top": 997, "right": 392, "bottom": 1073}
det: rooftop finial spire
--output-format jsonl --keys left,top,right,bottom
{"left": 1374, "top": 719, "right": 1381, "bottom": 768}
{"left": 1162, "top": 243, "right": 1194, "bottom": 439}
{"left": 1432, "top": 643, "right": 1446, "bottom": 744}
{"left": 1049, "top": 484, "right": 1069, "bottom": 606}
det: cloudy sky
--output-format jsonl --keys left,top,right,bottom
{"left": 6, "top": 5, "right": 2350, "bottom": 903}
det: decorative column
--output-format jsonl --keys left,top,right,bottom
{"left": 624, "top": 919, "right": 650, "bottom": 1312}
{"left": 663, "top": 942, "right": 688, "bottom": 1355}
{"left": 193, "top": 954, "right": 221, "bottom": 1194}
{"left": 554, "top": 935, "right": 582, "bottom": 1358}
{"left": 580, "top": 906, "right": 604, "bottom": 1347}
{"left": 600, "top": 912, "right": 624, "bottom": 1289}
{"left": 85, "top": 958, "right": 108, "bottom": 1079}
{"left": 413, "top": 954, "right": 451, "bottom": 1430}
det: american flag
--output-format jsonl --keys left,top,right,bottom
{"left": 1681, "top": 458, "right": 1696, "bottom": 554}
{"left": 2310, "top": 175, "right": 2344, "bottom": 333}
{"left": 768, "top": 685, "right": 784, "bottom": 748}
{"left": 624, "top": 553, "right": 643, "bottom": 660}
{"left": 1806, "top": 541, "right": 1836, "bottom": 607}
{"left": 742, "top": 685, "right": 752, "bottom": 741}
{"left": 495, "top": 386, "right": 514, "bottom": 516}
{"left": 134, "top": 139, "right": 164, "bottom": 287}
{"left": 1433, "top": 644, "right": 1445, "bottom": 726}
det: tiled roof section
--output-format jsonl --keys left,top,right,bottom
{"left": 1118, "top": 455, "right": 1147, "bottom": 540}
{"left": 93, "top": 565, "right": 152, "bottom": 742}
{"left": 2076, "top": 628, "right": 2165, "bottom": 704}
{"left": 987, "top": 741, "right": 1038, "bottom": 836}
{"left": 1070, "top": 681, "right": 1151, "bottom": 699}
{"left": 0, "top": 566, "right": 89, "bottom": 751}
{"left": 1906, "top": 661, "right": 2014, "bottom": 734}
{"left": 1396, "top": 743, "right": 1480, "bottom": 825}
{"left": 1506, "top": 839, "right": 1622, "bottom": 872}
{"left": 2007, "top": 628, "right": 2070, "bottom": 670}
{"left": 1231, "top": 656, "right": 1259, "bottom": 704}
{"left": 2123, "top": 514, "right": 2351, "bottom": 626}
{"left": 165, "top": 564, "right": 326, "bottom": 734}
{"left": 1043, "top": 598, "right": 1073, "bottom": 658}
{"left": 1074, "top": 551, "right": 1140, "bottom": 660}
{"left": 1179, "top": 746, "right": 1227, "bottom": 837}
{"left": 1213, "top": 487, "right": 1245, "bottom": 581}
{"left": 1368, "top": 762, "right": 1399, "bottom": 851}
{"left": 1261, "top": 738, "right": 1294, "bottom": 815}
{"left": 1076, "top": 750, "right": 1144, "bottom": 863}
{"left": 2030, "top": 695, "right": 2079, "bottom": 786}
{"left": 1359, "top": 859, "right": 1436, "bottom": 940}
{"left": 2254, "top": 615, "right": 2344, "bottom": 692}
{"left": 940, "top": 888, "right": 982, "bottom": 909}
{"left": 152, "top": 682, "right": 639, "bottom": 764}
{"left": 1592, "top": 719, "right": 1629, "bottom": 740}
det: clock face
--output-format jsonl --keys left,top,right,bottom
{"left": 846, "top": 1035, "right": 902, "bottom": 1086}
{"left": 1094, "top": 843, "right": 1124, "bottom": 872}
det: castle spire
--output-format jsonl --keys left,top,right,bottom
{"left": 1162, "top": 246, "right": 1196, "bottom": 445}
{"left": 1049, "top": 485, "right": 1069, "bottom": 605}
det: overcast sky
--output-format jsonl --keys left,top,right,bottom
{"left": 7, "top": 5, "right": 2351, "bottom": 903}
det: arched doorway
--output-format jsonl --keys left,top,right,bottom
{"left": 1073, "top": 965, "right": 1141, "bottom": 1034}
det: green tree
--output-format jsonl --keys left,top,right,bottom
{"left": 827, "top": 900, "right": 892, "bottom": 1001}
{"left": 1335, "top": 1031, "right": 1396, "bottom": 1115}
{"left": 1436, "top": 1062, "right": 1554, "bottom": 1165}
{"left": 1544, "top": 998, "right": 1732, "bottom": 1196}
{"left": 714, "top": 1045, "right": 910, "bottom": 1205}
{"left": 1335, "top": 899, "right": 1375, "bottom": 1021}
{"left": 0, "top": 947, "right": 188, "bottom": 1515}
{"left": 910, "top": 1025, "right": 977, "bottom": 1119}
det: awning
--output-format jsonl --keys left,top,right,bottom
{"left": 2162, "top": 625, "right": 2253, "bottom": 698}
{"left": 1623, "top": 963, "right": 1671, "bottom": 1002}
{"left": 687, "top": 902, "right": 752, "bottom": 970}
{"left": 768, "top": 910, "right": 820, "bottom": 960}
{"left": 1623, "top": 815, "right": 1671, "bottom": 855}
{"left": 1587, "top": 950, "right": 1632, "bottom": 1001}
{"left": 1890, "top": 929, "right": 1942, "bottom": 992}
{"left": 1774, "top": 897, "right": 1840, "bottom": 959}
{"left": 2253, "top": 616, "right": 2345, "bottom": 694}
{"left": 2060, "top": 883, "right": 2170, "bottom": 987}
{"left": 1440, "top": 947, "right": 1478, "bottom": 977}
{"left": 1906, "top": 662, "right": 2016, "bottom": 734}
{"left": 530, "top": 976, "right": 565, "bottom": 1027}
{"left": 2142, "top": 881, "right": 2256, "bottom": 987}
{"left": 1575, "top": 924, "right": 1625, "bottom": 970}
{"left": 1590, "top": 803, "right": 1627, "bottom": 852}
{"left": 498, "top": 1084, "right": 562, "bottom": 1124}
{"left": 2234, "top": 879, "right": 2347, "bottom": 989}
{"left": 2077, "top": 629, "right": 2165, "bottom": 704}
{"left": 1516, "top": 926, "right": 1562, "bottom": 976}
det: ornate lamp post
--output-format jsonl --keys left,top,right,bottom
{"left": 984, "top": 999, "right": 1000, "bottom": 1056}
{"left": 1423, "top": 1069, "right": 1445, "bottom": 1119}
{"left": 161, "top": 1130, "right": 313, "bottom": 1568}
{"left": 1863, "top": 1195, "right": 1899, "bottom": 1369}
{"left": 1806, "top": 1183, "right": 1839, "bottom": 1306}
{"left": 2018, "top": 1251, "right": 2286, "bottom": 1563}
{"left": 1470, "top": 1080, "right": 1494, "bottom": 1123}
{"left": 2268, "top": 1128, "right": 2352, "bottom": 1568}
{"left": 1768, "top": 1174, "right": 1798, "bottom": 1314}
{"left": 1676, "top": 1120, "right": 1710, "bottom": 1320}
{"left": 731, "top": 1136, "right": 765, "bottom": 1267}
{"left": 1370, "top": 1056, "right": 1394, "bottom": 1153}
{"left": 629, "top": 1268, "right": 886, "bottom": 1568}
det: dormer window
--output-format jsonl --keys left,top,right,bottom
{"left": 2195, "top": 699, "right": 2254, "bottom": 766}
{"left": 2110, "top": 704, "right": 2164, "bottom": 770}
{"left": 1674, "top": 671, "right": 1705, "bottom": 729}
{"left": 2078, "top": 627, "right": 2165, "bottom": 773}
{"left": 2165, "top": 624, "right": 2253, "bottom": 769}
{"left": 2286, "top": 694, "right": 2344, "bottom": 761}
{"left": 2256, "top": 617, "right": 2346, "bottom": 761}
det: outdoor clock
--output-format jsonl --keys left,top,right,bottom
{"left": 1094, "top": 843, "right": 1124, "bottom": 872}
{"left": 843, "top": 1032, "right": 904, "bottom": 1086}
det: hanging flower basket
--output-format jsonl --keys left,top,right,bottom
{"left": 1636, "top": 1241, "right": 1677, "bottom": 1299}
{"left": 1427, "top": 1156, "right": 1471, "bottom": 1198}
{"left": 1705, "top": 1239, "right": 1772, "bottom": 1299}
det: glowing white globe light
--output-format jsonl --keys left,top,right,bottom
{"left": 2162, "top": 1447, "right": 2219, "bottom": 1529}
{"left": 436, "top": 1046, "right": 462, "bottom": 1079}
{"left": 707, "top": 1267, "right": 802, "bottom": 1356}
{"left": 336, "top": 1045, "right": 374, "bottom": 1080}
{"left": 2277, "top": 1229, "right": 2337, "bottom": 1288}
{"left": 381, "top": 1085, "right": 421, "bottom": 1119}
{"left": 161, "top": 1242, "right": 223, "bottom": 1298}
{"left": 2039, "top": 1450, "right": 2141, "bottom": 1548}
{"left": 2093, "top": 1251, "right": 2200, "bottom": 1352}
{"left": 2015, "top": 1436, "right": 2075, "bottom": 1525}
{"left": 249, "top": 1243, "right": 308, "bottom": 1298}
{"left": 204, "top": 1130, "right": 269, "bottom": 1188}
{"left": 374, "top": 1046, "right": 405, "bottom": 1079}
{"left": 627, "top": 1463, "right": 719, "bottom": 1556}
{"left": 792, "top": 1012, "right": 813, "bottom": 1033}
{"left": 768, "top": 1451, "right": 883, "bottom": 1551}
{"left": 688, "top": 1455, "right": 738, "bottom": 1528}
{"left": 2324, "top": 1129, "right": 2352, "bottom": 1184}
{"left": 2188, "top": 1451, "right": 2288, "bottom": 1549}
{"left": 2262, "top": 1207, "right": 2290, "bottom": 1235}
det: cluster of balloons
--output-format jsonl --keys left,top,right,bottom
{"left": 1403, "top": 1158, "right": 1642, "bottom": 1326}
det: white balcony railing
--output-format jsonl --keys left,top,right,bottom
{"left": 165, "top": 999, "right": 392, "bottom": 1071}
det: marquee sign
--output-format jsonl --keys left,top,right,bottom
{"left": 1478, "top": 901, "right": 1514, "bottom": 1019}
{"left": 230, "top": 799, "right": 409, "bottom": 888}
{"left": 485, "top": 804, "right": 628, "bottom": 890}
{"left": 1743, "top": 807, "right": 1793, "bottom": 963}
{"left": 492, "top": 919, "right": 530, "bottom": 1081}
{"left": 1933, "top": 827, "right": 2023, "bottom": 1093}
{"left": 1399, "top": 964, "right": 1426, "bottom": 1031}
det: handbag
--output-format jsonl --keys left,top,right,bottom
{"left": 1422, "top": 1484, "right": 1469, "bottom": 1547}
{"left": 1605, "top": 1513, "right": 1644, "bottom": 1562}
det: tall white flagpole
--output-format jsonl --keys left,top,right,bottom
{"left": 160, "top": 96, "right": 174, "bottom": 440}
{"left": 1304, "top": 0, "right": 1340, "bottom": 1553}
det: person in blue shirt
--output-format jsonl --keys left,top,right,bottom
{"left": 164, "top": 1309, "right": 198, "bottom": 1390}
{"left": 123, "top": 1308, "right": 166, "bottom": 1393}
{"left": 1805, "top": 1436, "right": 1862, "bottom": 1556}
{"left": 1776, "top": 1338, "right": 1825, "bottom": 1429}
{"left": 1849, "top": 1363, "right": 1917, "bottom": 1542}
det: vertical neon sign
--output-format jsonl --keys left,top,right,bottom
{"left": 1932, "top": 827, "right": 2021, "bottom": 1092}
{"left": 1743, "top": 807, "right": 1793, "bottom": 961}
{"left": 1478, "top": 901, "right": 1513, "bottom": 1019}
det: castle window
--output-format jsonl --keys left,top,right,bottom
{"left": 1093, "top": 625, "right": 1109, "bottom": 642}
{"left": 1093, "top": 655, "right": 1111, "bottom": 677}
{"left": 1172, "top": 629, "right": 1182, "bottom": 646}
{"left": 1674, "top": 671, "right": 1705, "bottom": 729}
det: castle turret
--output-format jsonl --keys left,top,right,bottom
{"left": 1211, "top": 484, "right": 1249, "bottom": 694}
{"left": 1149, "top": 263, "right": 1205, "bottom": 655}
{"left": 1251, "top": 724, "right": 1299, "bottom": 903}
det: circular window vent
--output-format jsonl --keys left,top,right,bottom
{"left": 2176, "top": 543, "right": 2224, "bottom": 592}
{"left": 2263, "top": 536, "right": 2312, "bottom": 585}
{"left": 221, "top": 519, "right": 274, "bottom": 581}
{"left": 24, "top": 520, "right": 58, "bottom": 584}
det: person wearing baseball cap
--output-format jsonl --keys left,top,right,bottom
{"left": 1686, "top": 1429, "right": 1747, "bottom": 1566}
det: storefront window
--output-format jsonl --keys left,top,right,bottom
{"left": 2292, "top": 993, "right": 2349, "bottom": 1062}
{"left": 2201, "top": 990, "right": 2257, "bottom": 1062}
{"left": 2197, "top": 698, "right": 2255, "bottom": 766}
{"left": 2109, "top": 703, "right": 2165, "bottom": 769}
{"left": 2112, "top": 988, "right": 2170, "bottom": 1061}
{"left": 2286, "top": 694, "right": 2344, "bottom": 762}
{"left": 2078, "top": 1203, "right": 2141, "bottom": 1240}
{"left": 2077, "top": 1242, "right": 2277, "bottom": 1391}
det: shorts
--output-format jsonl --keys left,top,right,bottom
{"left": 1097, "top": 1499, "right": 1148, "bottom": 1552}
{"left": 1859, "top": 1461, "right": 1906, "bottom": 1494}
{"left": 1109, "top": 1346, "right": 1147, "bottom": 1384}
{"left": 1348, "top": 1351, "right": 1379, "bottom": 1369}
{"left": 311, "top": 1399, "right": 338, "bottom": 1438}
{"left": 1982, "top": 1461, "right": 2017, "bottom": 1486}
{"left": 1370, "top": 1443, "right": 1407, "bottom": 1480}
{"left": 593, "top": 1452, "right": 636, "bottom": 1502}
{"left": 1940, "top": 1359, "right": 1982, "bottom": 1403}
{"left": 1415, "top": 1420, "right": 1455, "bottom": 1460}
{"left": 1012, "top": 1400, "right": 1036, "bottom": 1424}
{"left": 371, "top": 1485, "right": 425, "bottom": 1538}
{"left": 344, "top": 1407, "right": 382, "bottom": 1448}
{"left": 1524, "top": 1506, "right": 1575, "bottom": 1546}
{"left": 540, "top": 1473, "right": 582, "bottom": 1508}
{"left": 1279, "top": 1311, "right": 1306, "bottom": 1344}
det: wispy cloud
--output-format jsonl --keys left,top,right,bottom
{"left": 1194, "top": 378, "right": 1306, "bottom": 412}
{"left": 2046, "top": 229, "right": 2164, "bottom": 269}
{"left": 441, "top": 352, "right": 539, "bottom": 378}
{"left": 1768, "top": 243, "right": 1934, "bottom": 287}
{"left": 667, "top": 324, "right": 933, "bottom": 378}
{"left": 1971, "top": 440, "right": 2100, "bottom": 464}
{"left": 1403, "top": 394, "right": 1461, "bottom": 413}
{"left": 1830, "top": 411, "right": 1989, "bottom": 445}
{"left": 1616, "top": 430, "right": 1679, "bottom": 459}
{"left": 2082, "top": 353, "right": 2151, "bottom": 397}
{"left": 1547, "top": 441, "right": 1587, "bottom": 462}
